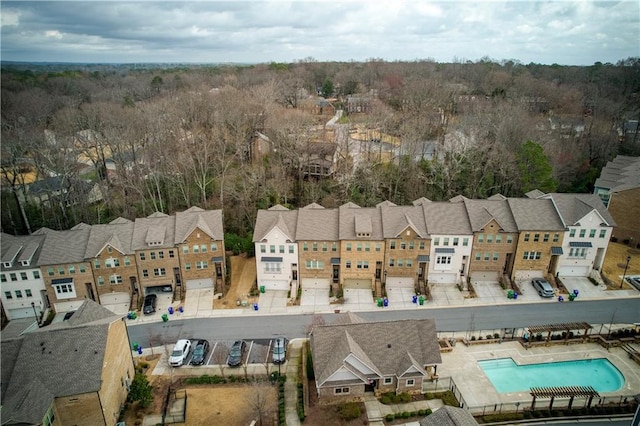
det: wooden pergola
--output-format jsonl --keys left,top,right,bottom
{"left": 526, "top": 322, "right": 592, "bottom": 344}
{"left": 530, "top": 386, "right": 599, "bottom": 410}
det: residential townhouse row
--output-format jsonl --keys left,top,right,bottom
{"left": 1, "top": 191, "right": 615, "bottom": 322}
{"left": 0, "top": 207, "right": 225, "bottom": 321}
{"left": 253, "top": 192, "right": 616, "bottom": 299}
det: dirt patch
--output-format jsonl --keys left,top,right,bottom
{"left": 602, "top": 242, "right": 640, "bottom": 289}
{"left": 304, "top": 380, "right": 368, "bottom": 425}
{"left": 214, "top": 254, "right": 259, "bottom": 309}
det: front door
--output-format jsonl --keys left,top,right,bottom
{"left": 333, "top": 265, "right": 339, "bottom": 283}
{"left": 364, "top": 380, "right": 377, "bottom": 393}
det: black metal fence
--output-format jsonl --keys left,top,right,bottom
{"left": 162, "top": 388, "right": 187, "bottom": 424}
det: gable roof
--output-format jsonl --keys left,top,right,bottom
{"left": 84, "top": 220, "right": 135, "bottom": 257}
{"left": 295, "top": 207, "right": 339, "bottom": 241}
{"left": 0, "top": 233, "right": 45, "bottom": 270}
{"left": 594, "top": 155, "right": 640, "bottom": 191}
{"left": 174, "top": 207, "right": 224, "bottom": 243}
{"left": 462, "top": 199, "right": 518, "bottom": 233}
{"left": 35, "top": 227, "right": 91, "bottom": 266}
{"left": 339, "top": 206, "right": 383, "bottom": 240}
{"left": 131, "top": 213, "right": 176, "bottom": 250}
{"left": 380, "top": 205, "right": 428, "bottom": 238}
{"left": 253, "top": 209, "right": 298, "bottom": 242}
{"left": 1, "top": 300, "right": 122, "bottom": 425}
{"left": 422, "top": 202, "right": 472, "bottom": 235}
{"left": 419, "top": 406, "right": 478, "bottom": 426}
{"left": 311, "top": 318, "right": 441, "bottom": 387}
{"left": 507, "top": 198, "right": 565, "bottom": 231}
{"left": 542, "top": 193, "right": 616, "bottom": 227}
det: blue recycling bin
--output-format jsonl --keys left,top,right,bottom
{"left": 573, "top": 289, "right": 579, "bottom": 297}
{"left": 412, "top": 295, "right": 418, "bottom": 304}
{"left": 168, "top": 306, "right": 174, "bottom": 315}
{"left": 253, "top": 303, "right": 259, "bottom": 311}
{"left": 383, "top": 298, "right": 389, "bottom": 307}
{"left": 137, "top": 346, "right": 143, "bottom": 355}
{"left": 513, "top": 292, "right": 518, "bottom": 299}
{"left": 178, "top": 306, "right": 184, "bottom": 313}
{"left": 558, "top": 295, "right": 564, "bottom": 302}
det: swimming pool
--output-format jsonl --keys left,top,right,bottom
{"left": 478, "top": 358, "right": 624, "bottom": 393}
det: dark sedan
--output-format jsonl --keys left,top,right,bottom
{"left": 190, "top": 339, "right": 210, "bottom": 365}
{"left": 143, "top": 294, "right": 157, "bottom": 315}
{"left": 227, "top": 340, "right": 246, "bottom": 367}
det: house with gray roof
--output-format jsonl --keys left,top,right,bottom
{"left": 419, "top": 406, "right": 478, "bottom": 426}
{"left": 593, "top": 155, "right": 640, "bottom": 208}
{"left": 253, "top": 206, "right": 299, "bottom": 297}
{"left": 1, "top": 299, "right": 134, "bottom": 426}
{"left": 310, "top": 318, "right": 441, "bottom": 403}
{"left": 0, "top": 233, "right": 47, "bottom": 321}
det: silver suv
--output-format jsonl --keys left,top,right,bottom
{"left": 169, "top": 339, "right": 192, "bottom": 367}
{"left": 532, "top": 278, "right": 554, "bottom": 298}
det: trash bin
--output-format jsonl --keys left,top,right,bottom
{"left": 418, "top": 295, "right": 425, "bottom": 305}
{"left": 260, "top": 285, "right": 266, "bottom": 294}
{"left": 513, "top": 292, "right": 518, "bottom": 300}
{"left": 507, "top": 290, "right": 514, "bottom": 299}
{"left": 168, "top": 306, "right": 174, "bottom": 315}
{"left": 130, "top": 312, "right": 137, "bottom": 320}
{"left": 127, "top": 312, "right": 132, "bottom": 320}
{"left": 377, "top": 298, "right": 383, "bottom": 307}
{"left": 178, "top": 306, "right": 184, "bottom": 313}
{"left": 557, "top": 295, "right": 564, "bottom": 302}
{"left": 383, "top": 298, "right": 389, "bottom": 307}
{"left": 573, "top": 289, "right": 579, "bottom": 297}
{"left": 568, "top": 294, "right": 575, "bottom": 301}
{"left": 133, "top": 342, "right": 139, "bottom": 351}
{"left": 137, "top": 346, "right": 143, "bottom": 355}
{"left": 253, "top": 303, "right": 259, "bottom": 311}
{"left": 162, "top": 313, "right": 169, "bottom": 322}
{"left": 412, "top": 295, "right": 418, "bottom": 304}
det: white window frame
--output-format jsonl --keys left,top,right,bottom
{"left": 406, "top": 379, "right": 415, "bottom": 386}
{"left": 53, "top": 283, "right": 77, "bottom": 299}
{"left": 383, "top": 377, "right": 393, "bottom": 385}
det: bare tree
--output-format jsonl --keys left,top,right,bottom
{"left": 213, "top": 342, "right": 229, "bottom": 379}
{"left": 247, "top": 380, "right": 273, "bottom": 426}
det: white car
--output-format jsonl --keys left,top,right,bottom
{"left": 169, "top": 339, "right": 192, "bottom": 367}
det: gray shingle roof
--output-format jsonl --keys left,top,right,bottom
{"left": 84, "top": 220, "right": 135, "bottom": 257}
{"left": 422, "top": 202, "right": 472, "bottom": 235}
{"left": 296, "top": 207, "right": 339, "bottom": 240}
{"left": 174, "top": 207, "right": 224, "bottom": 243}
{"left": 253, "top": 209, "right": 298, "bottom": 242}
{"left": 381, "top": 205, "right": 428, "bottom": 238}
{"left": 543, "top": 193, "right": 616, "bottom": 227}
{"left": 594, "top": 155, "right": 640, "bottom": 191}
{"left": 1, "top": 300, "right": 121, "bottom": 425}
{"left": 463, "top": 199, "right": 519, "bottom": 233}
{"left": 34, "top": 227, "right": 91, "bottom": 265}
{"left": 311, "top": 318, "right": 441, "bottom": 386}
{"left": 419, "top": 406, "right": 478, "bottom": 426}
{"left": 507, "top": 198, "right": 565, "bottom": 231}
{"left": 131, "top": 213, "right": 176, "bottom": 250}
{"left": 339, "top": 206, "right": 383, "bottom": 240}
{"left": 1, "top": 233, "right": 45, "bottom": 270}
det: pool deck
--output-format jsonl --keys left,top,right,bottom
{"left": 438, "top": 340, "right": 640, "bottom": 410}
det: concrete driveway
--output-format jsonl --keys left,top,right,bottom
{"left": 258, "top": 290, "right": 289, "bottom": 313}
{"left": 560, "top": 276, "right": 640, "bottom": 299}
{"left": 429, "top": 283, "right": 466, "bottom": 306}
{"left": 386, "top": 287, "right": 417, "bottom": 308}
{"left": 342, "top": 288, "right": 374, "bottom": 311}
{"left": 299, "top": 288, "right": 330, "bottom": 313}
{"left": 183, "top": 288, "right": 214, "bottom": 317}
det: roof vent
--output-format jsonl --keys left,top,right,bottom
{"left": 387, "top": 343, "right": 392, "bottom": 348}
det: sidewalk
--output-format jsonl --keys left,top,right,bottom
{"left": 364, "top": 394, "right": 443, "bottom": 424}
{"left": 284, "top": 339, "right": 303, "bottom": 426}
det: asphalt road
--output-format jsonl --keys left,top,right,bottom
{"left": 127, "top": 298, "right": 640, "bottom": 349}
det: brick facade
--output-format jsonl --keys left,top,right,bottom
{"left": 512, "top": 231, "right": 563, "bottom": 281}
{"left": 340, "top": 239, "right": 385, "bottom": 289}
{"left": 468, "top": 219, "right": 518, "bottom": 280}
{"left": 43, "top": 261, "right": 97, "bottom": 312}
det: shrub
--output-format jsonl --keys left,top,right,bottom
{"left": 402, "top": 411, "right": 410, "bottom": 418}
{"left": 338, "top": 402, "right": 361, "bottom": 420}
{"left": 306, "top": 349, "right": 315, "bottom": 379}
{"left": 395, "top": 412, "right": 403, "bottom": 419}
{"left": 486, "top": 334, "right": 493, "bottom": 340}
{"left": 470, "top": 336, "right": 476, "bottom": 341}
{"left": 138, "top": 361, "right": 149, "bottom": 369}
{"left": 425, "top": 409, "right": 432, "bottom": 415}
{"left": 399, "top": 392, "right": 411, "bottom": 403}
{"left": 494, "top": 333, "right": 500, "bottom": 339}
{"left": 482, "top": 413, "right": 525, "bottom": 422}
{"left": 409, "top": 411, "right": 417, "bottom": 417}
{"left": 418, "top": 409, "right": 426, "bottom": 416}
{"left": 523, "top": 411, "right": 533, "bottom": 419}
{"left": 380, "top": 395, "right": 392, "bottom": 405}
{"left": 385, "top": 414, "right": 395, "bottom": 422}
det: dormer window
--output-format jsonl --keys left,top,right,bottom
{"left": 20, "top": 260, "right": 30, "bottom": 266}
{"left": 3, "top": 261, "right": 12, "bottom": 268}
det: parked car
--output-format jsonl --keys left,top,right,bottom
{"left": 162, "top": 285, "right": 173, "bottom": 293}
{"left": 532, "top": 278, "right": 555, "bottom": 298}
{"left": 169, "top": 339, "right": 192, "bottom": 367}
{"left": 272, "top": 337, "right": 287, "bottom": 364}
{"left": 627, "top": 276, "right": 640, "bottom": 291}
{"left": 228, "top": 340, "right": 246, "bottom": 367}
{"left": 143, "top": 294, "right": 157, "bottom": 315}
{"left": 190, "top": 339, "right": 210, "bottom": 365}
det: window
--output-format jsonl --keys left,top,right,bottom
{"left": 406, "top": 259, "right": 413, "bottom": 268}
{"left": 383, "top": 377, "right": 393, "bottom": 385}
{"left": 303, "top": 243, "right": 308, "bottom": 252}
{"left": 443, "top": 238, "right": 450, "bottom": 246}
{"left": 523, "top": 251, "right": 541, "bottom": 260}
{"left": 200, "top": 244, "right": 207, "bottom": 253}
{"left": 210, "top": 243, "right": 218, "bottom": 252}
{"left": 365, "top": 243, "right": 371, "bottom": 252}
{"left": 332, "top": 242, "right": 338, "bottom": 252}
{"left": 289, "top": 245, "right": 295, "bottom": 253}
{"left": 569, "top": 229, "right": 576, "bottom": 237}
{"left": 140, "top": 252, "right": 146, "bottom": 260}
{"left": 79, "top": 265, "right": 86, "bottom": 273}
{"left": 15, "top": 290, "right": 22, "bottom": 298}
{"left": 487, "top": 235, "right": 493, "bottom": 243}
{"left": 364, "top": 261, "right": 370, "bottom": 269}
{"left": 453, "top": 237, "right": 459, "bottom": 246}
{"left": 406, "top": 379, "right": 415, "bottom": 386}
{"left": 260, "top": 245, "right": 266, "bottom": 253}
{"left": 192, "top": 245, "right": 199, "bottom": 254}
{"left": 375, "top": 243, "right": 381, "bottom": 252}
{"left": 270, "top": 245, "right": 275, "bottom": 253}
{"left": 599, "top": 229, "right": 606, "bottom": 238}
{"left": 196, "top": 261, "right": 208, "bottom": 270}
{"left": 33, "top": 271, "right": 40, "bottom": 279}
{"left": 150, "top": 251, "right": 157, "bottom": 260}
{"left": 159, "top": 251, "right": 165, "bottom": 259}
{"left": 105, "top": 258, "right": 120, "bottom": 268}
{"left": 185, "top": 263, "right": 191, "bottom": 271}
{"left": 477, "top": 234, "right": 484, "bottom": 243}
{"left": 110, "top": 274, "right": 123, "bottom": 284}
{"left": 462, "top": 238, "right": 469, "bottom": 246}
{"left": 48, "top": 267, "right": 55, "bottom": 276}
{"left": 389, "top": 258, "right": 395, "bottom": 267}
{"left": 43, "top": 405, "right": 55, "bottom": 426}
{"left": 475, "top": 252, "right": 481, "bottom": 261}
{"left": 553, "top": 233, "right": 559, "bottom": 243}
{"left": 306, "top": 260, "right": 324, "bottom": 269}
{"left": 506, "top": 235, "right": 513, "bottom": 244}
{"left": 524, "top": 233, "right": 530, "bottom": 242}
{"left": 400, "top": 242, "right": 407, "bottom": 250}
{"left": 5, "top": 291, "right": 12, "bottom": 299}
{"left": 390, "top": 241, "right": 396, "bottom": 250}
{"left": 182, "top": 246, "right": 189, "bottom": 254}
{"left": 20, "top": 272, "right": 28, "bottom": 280}
{"left": 53, "top": 283, "right": 76, "bottom": 299}
{"left": 569, "top": 248, "right": 587, "bottom": 258}
{"left": 533, "top": 233, "right": 540, "bottom": 242}
{"left": 346, "top": 260, "right": 352, "bottom": 269}
{"left": 543, "top": 233, "right": 550, "bottom": 242}
{"left": 357, "top": 261, "right": 363, "bottom": 269}
{"left": 142, "top": 269, "right": 149, "bottom": 277}
{"left": 589, "top": 229, "right": 596, "bottom": 238}
{"left": 25, "top": 289, "right": 32, "bottom": 297}
{"left": 312, "top": 242, "right": 318, "bottom": 252}
{"left": 523, "top": 251, "right": 529, "bottom": 260}
{"left": 535, "top": 252, "right": 541, "bottom": 260}
{"left": 58, "top": 266, "right": 65, "bottom": 275}
{"left": 397, "top": 259, "right": 403, "bottom": 267}
{"left": 279, "top": 245, "right": 285, "bottom": 254}
{"left": 264, "top": 262, "right": 281, "bottom": 273}
{"left": 433, "top": 237, "right": 440, "bottom": 246}
{"left": 153, "top": 268, "right": 166, "bottom": 276}
{"left": 436, "top": 256, "right": 451, "bottom": 265}
{"left": 123, "top": 257, "right": 131, "bottom": 266}
{"left": 322, "top": 242, "right": 328, "bottom": 252}
{"left": 419, "top": 241, "right": 425, "bottom": 250}
{"left": 107, "top": 246, "right": 112, "bottom": 253}
{"left": 334, "top": 387, "right": 350, "bottom": 395}
{"left": 169, "top": 250, "right": 175, "bottom": 258}
{"left": 495, "top": 235, "right": 502, "bottom": 244}
{"left": 346, "top": 243, "right": 352, "bottom": 251}
{"left": 484, "top": 252, "right": 490, "bottom": 261}
{"left": 10, "top": 273, "right": 17, "bottom": 281}
{"left": 493, "top": 253, "right": 499, "bottom": 261}
{"left": 1, "top": 274, "right": 7, "bottom": 283}
{"left": 579, "top": 229, "right": 586, "bottom": 238}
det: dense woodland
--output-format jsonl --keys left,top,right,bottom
{"left": 1, "top": 58, "right": 639, "bottom": 239}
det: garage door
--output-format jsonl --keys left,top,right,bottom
{"left": 470, "top": 271, "right": 500, "bottom": 283}
{"left": 99, "top": 292, "right": 131, "bottom": 315}
{"left": 186, "top": 278, "right": 214, "bottom": 290}
{"left": 428, "top": 273, "right": 457, "bottom": 284}
{"left": 386, "top": 277, "right": 414, "bottom": 289}
{"left": 7, "top": 307, "right": 37, "bottom": 320}
{"left": 261, "top": 280, "right": 289, "bottom": 291}
{"left": 343, "top": 279, "right": 371, "bottom": 289}
{"left": 514, "top": 270, "right": 544, "bottom": 281}
{"left": 54, "top": 300, "right": 84, "bottom": 314}
{"left": 301, "top": 278, "right": 330, "bottom": 289}
{"left": 557, "top": 266, "right": 590, "bottom": 277}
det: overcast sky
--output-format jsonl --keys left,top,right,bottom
{"left": 1, "top": 1, "right": 638, "bottom": 65}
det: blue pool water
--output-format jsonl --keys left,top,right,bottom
{"left": 478, "top": 358, "right": 624, "bottom": 393}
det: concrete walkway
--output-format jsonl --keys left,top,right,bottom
{"left": 285, "top": 339, "right": 303, "bottom": 426}
{"left": 364, "top": 394, "right": 443, "bottom": 423}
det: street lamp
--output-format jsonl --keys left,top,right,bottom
{"left": 30, "top": 302, "right": 40, "bottom": 327}
{"left": 620, "top": 255, "right": 631, "bottom": 289}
